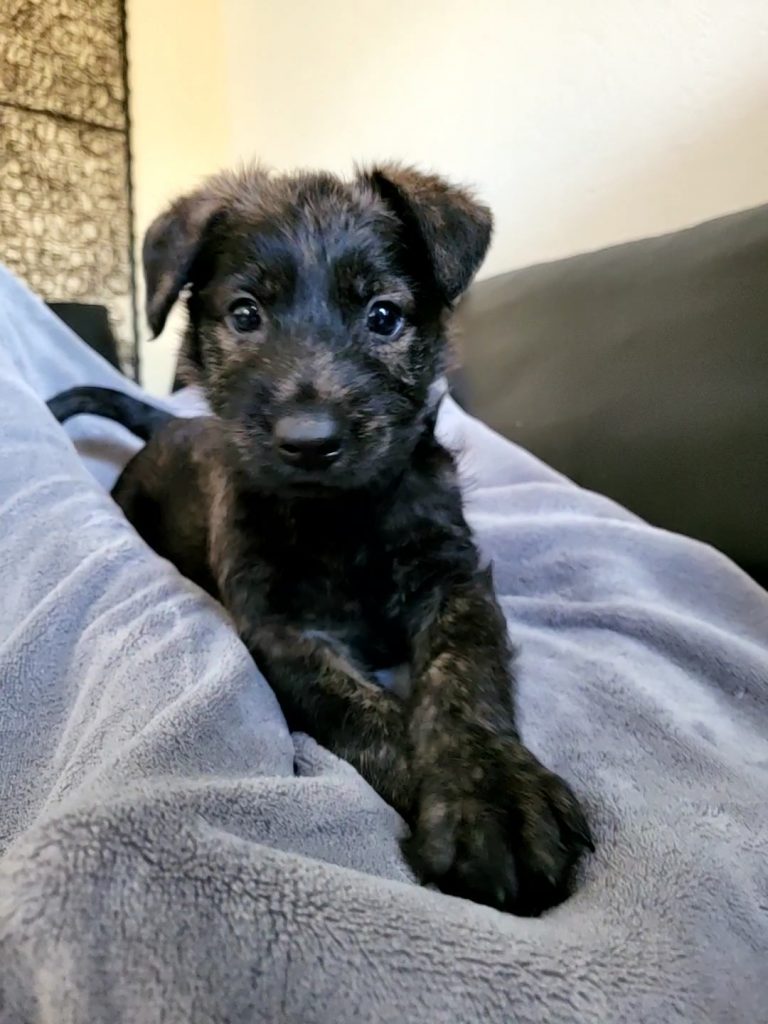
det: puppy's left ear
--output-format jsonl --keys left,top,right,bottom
{"left": 364, "top": 164, "right": 492, "bottom": 303}
{"left": 142, "top": 190, "right": 223, "bottom": 337}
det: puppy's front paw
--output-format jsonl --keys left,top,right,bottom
{"left": 403, "top": 736, "right": 593, "bottom": 916}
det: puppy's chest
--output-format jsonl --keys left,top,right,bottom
{"left": 254, "top": 502, "right": 404, "bottom": 662}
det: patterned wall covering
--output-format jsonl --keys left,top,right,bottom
{"left": 0, "top": 0, "right": 137, "bottom": 376}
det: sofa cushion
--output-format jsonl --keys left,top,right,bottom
{"left": 48, "top": 302, "right": 122, "bottom": 371}
{"left": 454, "top": 204, "right": 768, "bottom": 585}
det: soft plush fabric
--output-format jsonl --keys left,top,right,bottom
{"left": 454, "top": 202, "right": 768, "bottom": 585}
{"left": 1, "top": 266, "right": 767, "bottom": 1023}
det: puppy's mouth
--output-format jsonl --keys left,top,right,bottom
{"left": 270, "top": 479, "right": 345, "bottom": 498}
{"left": 264, "top": 455, "right": 386, "bottom": 495}
{"left": 237, "top": 443, "right": 405, "bottom": 498}
{"left": 229, "top": 415, "right": 410, "bottom": 495}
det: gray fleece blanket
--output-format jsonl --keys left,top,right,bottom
{"left": 0, "top": 265, "right": 766, "bottom": 1024}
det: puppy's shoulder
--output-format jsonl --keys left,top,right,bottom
{"left": 406, "top": 434, "right": 462, "bottom": 496}
{"left": 161, "top": 414, "right": 225, "bottom": 453}
{"left": 148, "top": 414, "right": 235, "bottom": 506}
{"left": 382, "top": 435, "right": 465, "bottom": 531}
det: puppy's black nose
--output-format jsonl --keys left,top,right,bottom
{"left": 273, "top": 411, "right": 344, "bottom": 469}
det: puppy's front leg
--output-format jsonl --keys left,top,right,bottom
{"left": 209, "top": 502, "right": 414, "bottom": 814}
{"left": 226, "top": 593, "right": 413, "bottom": 812}
{"left": 249, "top": 622, "right": 414, "bottom": 814}
{"left": 399, "top": 552, "right": 593, "bottom": 915}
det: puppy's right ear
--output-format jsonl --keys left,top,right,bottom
{"left": 142, "top": 191, "right": 223, "bottom": 337}
{"left": 364, "top": 164, "right": 492, "bottom": 304}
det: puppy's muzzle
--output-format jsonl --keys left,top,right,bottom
{"left": 273, "top": 409, "right": 344, "bottom": 470}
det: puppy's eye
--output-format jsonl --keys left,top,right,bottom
{"left": 367, "top": 300, "right": 403, "bottom": 337}
{"left": 228, "top": 299, "right": 262, "bottom": 333}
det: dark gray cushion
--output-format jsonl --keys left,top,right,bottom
{"left": 454, "top": 204, "right": 768, "bottom": 584}
{"left": 48, "top": 302, "right": 122, "bottom": 371}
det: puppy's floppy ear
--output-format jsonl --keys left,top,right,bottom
{"left": 142, "top": 190, "right": 223, "bottom": 337}
{"left": 365, "top": 164, "right": 493, "bottom": 303}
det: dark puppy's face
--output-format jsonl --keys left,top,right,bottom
{"left": 143, "top": 165, "right": 492, "bottom": 494}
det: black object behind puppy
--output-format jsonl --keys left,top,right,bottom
{"left": 49, "top": 164, "right": 592, "bottom": 915}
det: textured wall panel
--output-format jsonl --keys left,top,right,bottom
{"left": 0, "top": 0, "right": 136, "bottom": 372}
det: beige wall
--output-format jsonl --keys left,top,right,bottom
{"left": 127, "top": 0, "right": 230, "bottom": 392}
{"left": 129, "top": 0, "right": 768, "bottom": 392}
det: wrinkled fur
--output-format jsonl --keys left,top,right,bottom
{"left": 49, "top": 164, "right": 592, "bottom": 914}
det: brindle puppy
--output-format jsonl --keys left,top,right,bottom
{"left": 49, "top": 164, "right": 593, "bottom": 915}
